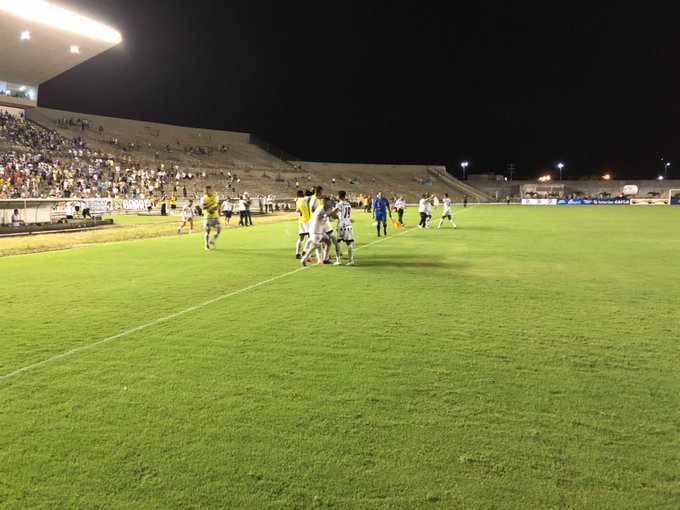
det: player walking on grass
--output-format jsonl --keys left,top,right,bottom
{"left": 335, "top": 190, "right": 355, "bottom": 265}
{"left": 221, "top": 197, "right": 233, "bottom": 224}
{"left": 201, "top": 185, "right": 221, "bottom": 250}
{"left": 437, "top": 193, "right": 457, "bottom": 229}
{"left": 295, "top": 189, "right": 311, "bottom": 259}
{"left": 177, "top": 199, "right": 194, "bottom": 234}
{"left": 373, "top": 191, "right": 391, "bottom": 237}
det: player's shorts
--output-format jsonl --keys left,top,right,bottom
{"left": 182, "top": 215, "right": 193, "bottom": 222}
{"left": 298, "top": 221, "right": 310, "bottom": 235}
{"left": 223, "top": 211, "right": 232, "bottom": 218}
{"left": 203, "top": 216, "right": 220, "bottom": 228}
{"left": 374, "top": 212, "right": 387, "bottom": 223}
{"left": 337, "top": 224, "right": 355, "bottom": 242}
{"left": 441, "top": 212, "right": 452, "bottom": 220}
{"left": 311, "top": 231, "right": 328, "bottom": 244}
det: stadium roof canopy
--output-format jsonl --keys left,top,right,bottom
{"left": 0, "top": 0, "right": 121, "bottom": 86}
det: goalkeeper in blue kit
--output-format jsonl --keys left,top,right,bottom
{"left": 372, "top": 191, "right": 392, "bottom": 237}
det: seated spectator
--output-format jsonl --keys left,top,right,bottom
{"left": 11, "top": 209, "right": 23, "bottom": 227}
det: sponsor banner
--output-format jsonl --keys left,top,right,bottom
{"left": 592, "top": 198, "right": 630, "bottom": 205}
{"left": 521, "top": 198, "right": 557, "bottom": 205}
{"left": 630, "top": 198, "right": 669, "bottom": 205}
{"left": 50, "top": 198, "right": 153, "bottom": 213}
{"left": 85, "top": 198, "right": 114, "bottom": 214}
{"left": 557, "top": 198, "right": 590, "bottom": 205}
{"left": 113, "top": 198, "right": 153, "bottom": 211}
{"left": 557, "top": 198, "right": 630, "bottom": 205}
{"left": 671, "top": 197, "right": 680, "bottom": 205}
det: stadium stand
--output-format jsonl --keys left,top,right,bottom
{"left": 2, "top": 107, "right": 466, "bottom": 203}
{"left": 4, "top": 107, "right": 678, "bottom": 208}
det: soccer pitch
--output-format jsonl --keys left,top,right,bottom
{"left": 1, "top": 205, "right": 678, "bottom": 509}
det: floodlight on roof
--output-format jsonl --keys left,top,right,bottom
{"left": 20, "top": 30, "right": 31, "bottom": 40}
{"left": 70, "top": 45, "right": 79, "bottom": 54}
{"left": 0, "top": 0, "right": 122, "bottom": 44}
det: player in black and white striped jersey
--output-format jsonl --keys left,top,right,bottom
{"left": 335, "top": 190, "right": 355, "bottom": 266}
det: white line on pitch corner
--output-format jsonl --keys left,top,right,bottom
{"left": 0, "top": 226, "right": 415, "bottom": 382}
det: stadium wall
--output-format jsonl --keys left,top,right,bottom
{"left": 466, "top": 179, "right": 680, "bottom": 200}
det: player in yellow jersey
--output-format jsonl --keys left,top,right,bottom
{"left": 200, "top": 185, "right": 221, "bottom": 250}
{"left": 295, "top": 189, "right": 312, "bottom": 259}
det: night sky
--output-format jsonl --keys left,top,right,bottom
{"left": 39, "top": 0, "right": 680, "bottom": 180}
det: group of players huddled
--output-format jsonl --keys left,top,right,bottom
{"left": 295, "top": 186, "right": 356, "bottom": 266}
{"left": 176, "top": 185, "right": 459, "bottom": 257}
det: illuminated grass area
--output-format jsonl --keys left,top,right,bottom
{"left": 0, "top": 212, "right": 296, "bottom": 257}
{"left": 1, "top": 206, "right": 678, "bottom": 508}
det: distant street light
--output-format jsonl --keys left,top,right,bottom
{"left": 664, "top": 161, "right": 671, "bottom": 180}
{"left": 557, "top": 162, "right": 565, "bottom": 181}
{"left": 460, "top": 161, "right": 469, "bottom": 180}
{"left": 658, "top": 175, "right": 664, "bottom": 181}
{"left": 603, "top": 174, "right": 611, "bottom": 180}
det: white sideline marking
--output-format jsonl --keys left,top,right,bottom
{"left": 0, "top": 225, "right": 418, "bottom": 382}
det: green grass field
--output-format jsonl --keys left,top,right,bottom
{"left": 1, "top": 205, "right": 679, "bottom": 509}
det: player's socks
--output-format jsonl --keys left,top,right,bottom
{"left": 383, "top": 225, "right": 387, "bottom": 235}
{"left": 347, "top": 244, "right": 354, "bottom": 263}
{"left": 451, "top": 220, "right": 457, "bottom": 229}
{"left": 377, "top": 224, "right": 381, "bottom": 236}
{"left": 295, "top": 239, "right": 302, "bottom": 256}
{"left": 204, "top": 232, "right": 210, "bottom": 246}
{"left": 315, "top": 248, "right": 322, "bottom": 261}
{"left": 437, "top": 219, "right": 443, "bottom": 228}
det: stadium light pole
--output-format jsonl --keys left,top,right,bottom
{"left": 664, "top": 161, "right": 670, "bottom": 180}
{"left": 460, "top": 161, "right": 469, "bottom": 180}
{"left": 557, "top": 162, "right": 565, "bottom": 181}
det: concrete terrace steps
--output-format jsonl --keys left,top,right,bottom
{"left": 426, "top": 168, "right": 494, "bottom": 203}
{"left": 26, "top": 107, "right": 294, "bottom": 173}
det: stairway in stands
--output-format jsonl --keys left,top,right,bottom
{"left": 427, "top": 168, "right": 495, "bottom": 203}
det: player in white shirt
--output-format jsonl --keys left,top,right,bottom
{"left": 307, "top": 185, "right": 340, "bottom": 263}
{"left": 237, "top": 195, "right": 247, "bottom": 226}
{"left": 418, "top": 194, "right": 433, "bottom": 228}
{"left": 437, "top": 193, "right": 457, "bottom": 229}
{"left": 425, "top": 194, "right": 433, "bottom": 227}
{"left": 301, "top": 196, "right": 338, "bottom": 266}
{"left": 177, "top": 199, "right": 194, "bottom": 234}
{"left": 335, "top": 190, "right": 355, "bottom": 266}
{"left": 221, "top": 197, "right": 233, "bottom": 224}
